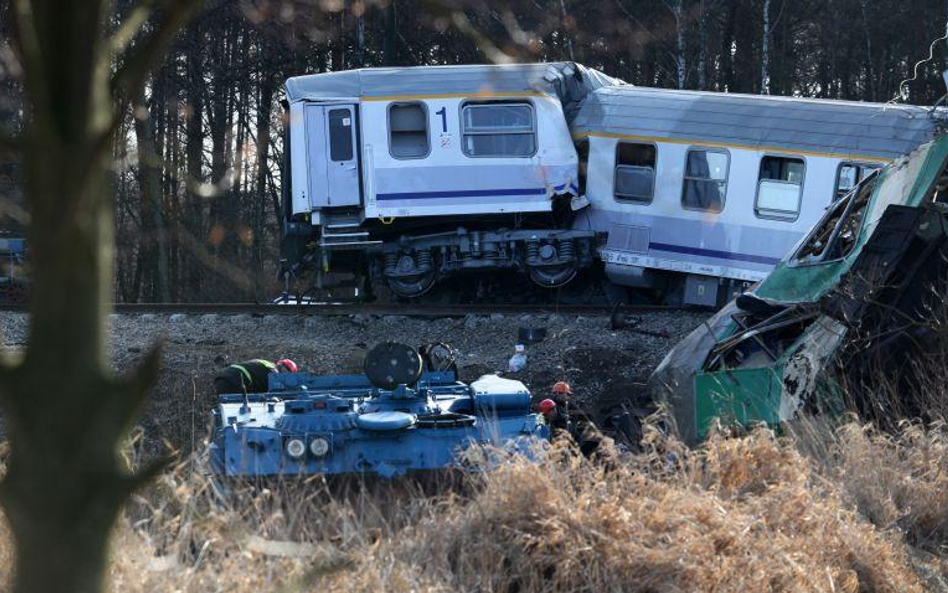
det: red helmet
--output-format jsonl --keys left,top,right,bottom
{"left": 538, "top": 399, "right": 556, "bottom": 414}
{"left": 552, "top": 381, "right": 572, "bottom": 396}
{"left": 276, "top": 359, "right": 298, "bottom": 373}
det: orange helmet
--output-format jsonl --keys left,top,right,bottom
{"left": 538, "top": 399, "right": 556, "bottom": 414}
{"left": 276, "top": 359, "right": 298, "bottom": 373}
{"left": 552, "top": 381, "right": 572, "bottom": 396}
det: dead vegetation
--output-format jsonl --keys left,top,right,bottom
{"left": 0, "top": 422, "right": 939, "bottom": 592}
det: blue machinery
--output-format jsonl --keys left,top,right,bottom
{"left": 211, "top": 345, "right": 548, "bottom": 478}
{"left": 0, "top": 238, "right": 26, "bottom": 303}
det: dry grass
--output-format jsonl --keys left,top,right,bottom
{"left": 0, "top": 423, "right": 938, "bottom": 592}
{"left": 820, "top": 421, "right": 948, "bottom": 552}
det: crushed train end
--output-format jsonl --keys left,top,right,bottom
{"left": 649, "top": 135, "right": 948, "bottom": 444}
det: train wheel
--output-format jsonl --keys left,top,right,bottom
{"left": 383, "top": 251, "right": 438, "bottom": 298}
{"left": 386, "top": 268, "right": 437, "bottom": 298}
{"left": 528, "top": 263, "right": 578, "bottom": 288}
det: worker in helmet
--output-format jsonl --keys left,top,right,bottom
{"left": 537, "top": 397, "right": 570, "bottom": 436}
{"left": 537, "top": 398, "right": 557, "bottom": 424}
{"left": 548, "top": 381, "right": 574, "bottom": 431}
{"left": 548, "top": 380, "right": 601, "bottom": 456}
{"left": 214, "top": 358, "right": 298, "bottom": 395}
{"left": 552, "top": 381, "right": 572, "bottom": 403}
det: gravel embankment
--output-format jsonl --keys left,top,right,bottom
{"left": 0, "top": 310, "right": 707, "bottom": 455}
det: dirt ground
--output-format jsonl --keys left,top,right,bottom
{"left": 0, "top": 309, "right": 706, "bottom": 456}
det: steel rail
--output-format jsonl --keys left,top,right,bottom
{"left": 0, "top": 302, "right": 683, "bottom": 318}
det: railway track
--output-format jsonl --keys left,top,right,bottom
{"left": 0, "top": 302, "right": 682, "bottom": 318}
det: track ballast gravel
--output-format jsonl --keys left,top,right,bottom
{"left": 0, "top": 309, "right": 706, "bottom": 456}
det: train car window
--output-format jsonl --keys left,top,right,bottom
{"left": 755, "top": 156, "right": 805, "bottom": 220}
{"left": 836, "top": 162, "right": 881, "bottom": 200}
{"left": 328, "top": 109, "right": 353, "bottom": 162}
{"left": 389, "top": 103, "right": 429, "bottom": 159}
{"left": 614, "top": 142, "right": 656, "bottom": 203}
{"left": 682, "top": 149, "right": 729, "bottom": 212}
{"left": 461, "top": 102, "right": 535, "bottom": 157}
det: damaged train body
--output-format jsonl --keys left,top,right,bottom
{"left": 572, "top": 87, "right": 939, "bottom": 305}
{"left": 281, "top": 61, "right": 940, "bottom": 304}
{"left": 281, "top": 63, "right": 617, "bottom": 298}
{"left": 650, "top": 134, "right": 948, "bottom": 444}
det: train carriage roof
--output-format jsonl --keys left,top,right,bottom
{"left": 571, "top": 85, "right": 945, "bottom": 161}
{"left": 285, "top": 62, "right": 621, "bottom": 117}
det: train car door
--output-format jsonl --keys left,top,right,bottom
{"left": 305, "top": 104, "right": 361, "bottom": 207}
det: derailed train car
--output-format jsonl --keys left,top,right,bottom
{"left": 572, "top": 87, "right": 939, "bottom": 305}
{"left": 649, "top": 133, "right": 948, "bottom": 444}
{"left": 280, "top": 61, "right": 941, "bottom": 304}
{"left": 281, "top": 63, "right": 618, "bottom": 297}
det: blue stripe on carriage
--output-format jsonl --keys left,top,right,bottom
{"left": 648, "top": 242, "right": 782, "bottom": 265}
{"left": 376, "top": 187, "right": 547, "bottom": 200}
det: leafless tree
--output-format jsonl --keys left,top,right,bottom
{"left": 1, "top": 1, "right": 199, "bottom": 591}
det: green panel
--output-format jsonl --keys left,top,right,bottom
{"left": 694, "top": 367, "right": 784, "bottom": 440}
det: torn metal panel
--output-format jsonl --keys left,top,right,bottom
{"left": 691, "top": 314, "right": 847, "bottom": 442}
{"left": 649, "top": 299, "right": 741, "bottom": 444}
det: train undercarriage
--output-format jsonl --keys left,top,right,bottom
{"left": 282, "top": 222, "right": 599, "bottom": 301}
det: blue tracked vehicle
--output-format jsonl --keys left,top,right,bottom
{"left": 210, "top": 343, "right": 548, "bottom": 478}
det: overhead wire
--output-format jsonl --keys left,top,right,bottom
{"left": 888, "top": 18, "right": 948, "bottom": 105}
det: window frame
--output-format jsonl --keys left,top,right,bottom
{"left": 327, "top": 108, "right": 354, "bottom": 162}
{"left": 680, "top": 146, "right": 730, "bottom": 213}
{"left": 754, "top": 153, "right": 807, "bottom": 222}
{"left": 459, "top": 99, "right": 537, "bottom": 158}
{"left": 788, "top": 168, "right": 879, "bottom": 268}
{"left": 835, "top": 161, "right": 881, "bottom": 201}
{"left": 387, "top": 101, "right": 431, "bottom": 160}
{"left": 613, "top": 140, "right": 658, "bottom": 205}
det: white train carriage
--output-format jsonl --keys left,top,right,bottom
{"left": 571, "top": 86, "right": 941, "bottom": 306}
{"left": 281, "top": 63, "right": 619, "bottom": 297}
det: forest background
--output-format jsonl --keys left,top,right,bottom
{"left": 1, "top": 0, "right": 944, "bottom": 303}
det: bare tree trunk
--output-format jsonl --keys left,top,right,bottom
{"left": 384, "top": 0, "right": 397, "bottom": 67}
{"left": 253, "top": 71, "right": 275, "bottom": 299}
{"left": 558, "top": 0, "right": 575, "bottom": 61}
{"left": 664, "top": 0, "right": 686, "bottom": 89}
{"left": 697, "top": 0, "right": 708, "bottom": 90}
{"left": 2, "top": 1, "right": 198, "bottom": 591}
{"left": 355, "top": 3, "right": 365, "bottom": 67}
{"left": 858, "top": 0, "right": 875, "bottom": 101}
{"left": 133, "top": 87, "right": 170, "bottom": 302}
{"left": 761, "top": 0, "right": 771, "bottom": 94}
{"left": 184, "top": 20, "right": 206, "bottom": 300}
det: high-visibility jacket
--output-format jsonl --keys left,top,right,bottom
{"left": 214, "top": 359, "right": 277, "bottom": 394}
